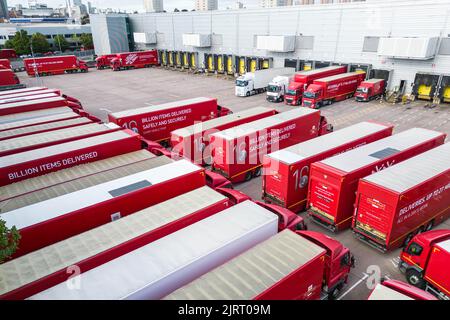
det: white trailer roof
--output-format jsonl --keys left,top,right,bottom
{"left": 0, "top": 186, "right": 226, "bottom": 297}
{"left": 315, "top": 71, "right": 362, "bottom": 83}
{"left": 0, "top": 87, "right": 47, "bottom": 96}
{"left": 30, "top": 200, "right": 278, "bottom": 300}
{"left": 368, "top": 284, "right": 413, "bottom": 300}
{"left": 0, "top": 107, "right": 73, "bottom": 125}
{"left": 0, "top": 112, "right": 78, "bottom": 132}
{"left": 364, "top": 142, "right": 450, "bottom": 193}
{"left": 212, "top": 108, "right": 318, "bottom": 140}
{"left": 267, "top": 122, "right": 390, "bottom": 165}
{"left": 2, "top": 159, "right": 200, "bottom": 230}
{"left": 171, "top": 107, "right": 275, "bottom": 138}
{"left": 0, "top": 96, "right": 66, "bottom": 112}
{"left": 0, "top": 122, "right": 119, "bottom": 155}
{"left": 0, "top": 117, "right": 92, "bottom": 140}
{"left": 110, "top": 97, "right": 214, "bottom": 118}
{"left": 319, "top": 128, "right": 443, "bottom": 173}
{"left": 1, "top": 153, "right": 169, "bottom": 213}
{"left": 0, "top": 89, "right": 59, "bottom": 101}
{"left": 296, "top": 65, "right": 344, "bottom": 77}
{"left": 0, "top": 92, "right": 59, "bottom": 105}
{"left": 437, "top": 239, "right": 450, "bottom": 253}
{"left": 165, "top": 230, "right": 325, "bottom": 300}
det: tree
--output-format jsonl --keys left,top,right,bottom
{"left": 31, "top": 33, "right": 51, "bottom": 53}
{"left": 0, "top": 219, "right": 21, "bottom": 263}
{"left": 174, "top": 8, "right": 179, "bottom": 12}
{"left": 53, "top": 34, "right": 70, "bottom": 52}
{"left": 4, "top": 30, "right": 31, "bottom": 56}
{"left": 81, "top": 15, "right": 90, "bottom": 25}
{"left": 79, "top": 33, "right": 94, "bottom": 50}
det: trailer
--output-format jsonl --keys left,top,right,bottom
{"left": 0, "top": 69, "right": 23, "bottom": 91}
{"left": 0, "top": 129, "right": 145, "bottom": 186}
{"left": 111, "top": 50, "right": 158, "bottom": 71}
{"left": 400, "top": 230, "right": 450, "bottom": 299}
{"left": 368, "top": 280, "right": 437, "bottom": 300}
{"left": 108, "top": 97, "right": 231, "bottom": 144}
{"left": 308, "top": 128, "right": 446, "bottom": 232}
{"left": 284, "top": 66, "right": 347, "bottom": 106}
{"left": 0, "top": 107, "right": 75, "bottom": 126}
{"left": 29, "top": 201, "right": 278, "bottom": 300}
{"left": 0, "top": 96, "right": 76, "bottom": 116}
{"left": 210, "top": 108, "right": 331, "bottom": 183}
{"left": 0, "top": 122, "right": 121, "bottom": 157}
{"left": 0, "top": 111, "right": 81, "bottom": 132}
{"left": 0, "top": 86, "right": 47, "bottom": 97}
{"left": 0, "top": 89, "right": 60, "bottom": 102}
{"left": 235, "top": 68, "right": 294, "bottom": 97}
{"left": 24, "top": 55, "right": 88, "bottom": 77}
{"left": 355, "top": 79, "right": 385, "bottom": 102}
{"left": 353, "top": 143, "right": 450, "bottom": 251}
{"left": 166, "top": 230, "right": 353, "bottom": 300}
{"left": 171, "top": 107, "right": 277, "bottom": 165}
{"left": 263, "top": 121, "right": 394, "bottom": 213}
{"left": 302, "top": 72, "right": 366, "bottom": 108}
{"left": 2, "top": 159, "right": 205, "bottom": 257}
{"left": 95, "top": 54, "right": 118, "bottom": 69}
{"left": 0, "top": 49, "right": 17, "bottom": 59}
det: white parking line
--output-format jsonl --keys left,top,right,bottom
{"left": 337, "top": 273, "right": 369, "bottom": 300}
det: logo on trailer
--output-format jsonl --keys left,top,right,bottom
{"left": 125, "top": 54, "right": 139, "bottom": 65}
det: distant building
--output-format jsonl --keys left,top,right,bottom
{"left": 235, "top": 1, "right": 244, "bottom": 9}
{"left": 72, "top": 0, "right": 82, "bottom": 6}
{"left": 195, "top": 0, "right": 218, "bottom": 11}
{"left": 260, "top": 0, "right": 293, "bottom": 7}
{"left": 0, "top": 0, "right": 7, "bottom": 19}
{"left": 143, "top": 0, "right": 164, "bottom": 13}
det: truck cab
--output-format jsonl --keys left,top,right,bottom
{"left": 235, "top": 74, "right": 254, "bottom": 97}
{"left": 95, "top": 55, "right": 116, "bottom": 69}
{"left": 319, "top": 116, "right": 333, "bottom": 135}
{"left": 215, "top": 187, "right": 306, "bottom": 232}
{"left": 110, "top": 57, "right": 122, "bottom": 71}
{"left": 297, "top": 230, "right": 354, "bottom": 299}
{"left": 302, "top": 84, "right": 323, "bottom": 109}
{"left": 266, "top": 76, "right": 289, "bottom": 103}
{"left": 76, "top": 59, "right": 88, "bottom": 72}
{"left": 399, "top": 229, "right": 450, "bottom": 295}
{"left": 355, "top": 79, "right": 385, "bottom": 102}
{"left": 285, "top": 82, "right": 306, "bottom": 106}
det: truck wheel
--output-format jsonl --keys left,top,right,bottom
{"left": 245, "top": 172, "right": 253, "bottom": 181}
{"left": 253, "top": 167, "right": 262, "bottom": 177}
{"left": 406, "top": 269, "right": 425, "bottom": 289}
{"left": 403, "top": 233, "right": 414, "bottom": 247}
{"left": 425, "top": 220, "right": 434, "bottom": 231}
{"left": 329, "top": 283, "right": 344, "bottom": 300}
{"left": 246, "top": 92, "right": 250, "bottom": 97}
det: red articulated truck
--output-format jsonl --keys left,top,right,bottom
{"left": 108, "top": 97, "right": 231, "bottom": 144}
{"left": 0, "top": 49, "right": 17, "bottom": 59}
{"left": 0, "top": 96, "right": 79, "bottom": 116}
{"left": 210, "top": 108, "right": 332, "bottom": 184}
{"left": 0, "top": 186, "right": 232, "bottom": 300}
{"left": 95, "top": 54, "right": 118, "bottom": 69}
{"left": 355, "top": 79, "right": 385, "bottom": 102}
{"left": 368, "top": 280, "right": 438, "bottom": 300}
{"left": 28, "top": 201, "right": 282, "bottom": 300}
{"left": 263, "top": 121, "right": 394, "bottom": 213}
{"left": 165, "top": 230, "right": 353, "bottom": 300}
{"left": 0, "top": 129, "right": 145, "bottom": 186}
{"left": 285, "top": 66, "right": 347, "bottom": 106}
{"left": 0, "top": 59, "right": 11, "bottom": 69}
{"left": 23, "top": 55, "right": 88, "bottom": 77}
{"left": 353, "top": 143, "right": 450, "bottom": 251}
{"left": 308, "top": 128, "right": 446, "bottom": 232}
{"left": 0, "top": 69, "right": 23, "bottom": 91}
{"left": 302, "top": 72, "right": 366, "bottom": 108}
{"left": 110, "top": 50, "right": 158, "bottom": 71}
{"left": 171, "top": 107, "right": 277, "bottom": 165}
{"left": 0, "top": 122, "right": 121, "bottom": 157}
{"left": 1, "top": 159, "right": 205, "bottom": 258}
{"left": 400, "top": 230, "right": 450, "bottom": 299}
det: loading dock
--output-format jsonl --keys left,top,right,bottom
{"left": 412, "top": 72, "right": 440, "bottom": 101}
{"left": 369, "top": 69, "right": 393, "bottom": 89}
{"left": 175, "top": 52, "right": 182, "bottom": 68}
{"left": 226, "top": 55, "right": 234, "bottom": 75}
{"left": 189, "top": 52, "right": 197, "bottom": 70}
{"left": 300, "top": 60, "right": 314, "bottom": 71}
{"left": 247, "top": 57, "right": 259, "bottom": 73}
{"left": 216, "top": 54, "right": 225, "bottom": 74}
{"left": 205, "top": 54, "right": 216, "bottom": 73}
{"left": 159, "top": 51, "right": 168, "bottom": 66}
{"left": 182, "top": 52, "right": 189, "bottom": 69}
{"left": 168, "top": 51, "right": 174, "bottom": 67}
{"left": 284, "top": 58, "right": 298, "bottom": 70}
{"left": 261, "top": 58, "right": 271, "bottom": 69}
{"left": 236, "top": 56, "right": 246, "bottom": 75}
{"left": 350, "top": 64, "right": 371, "bottom": 78}
{"left": 437, "top": 75, "right": 450, "bottom": 104}
{"left": 314, "top": 61, "right": 331, "bottom": 69}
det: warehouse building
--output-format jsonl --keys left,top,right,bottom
{"left": 90, "top": 0, "right": 450, "bottom": 101}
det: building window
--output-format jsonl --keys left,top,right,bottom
{"left": 363, "top": 36, "right": 380, "bottom": 52}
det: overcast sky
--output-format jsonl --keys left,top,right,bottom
{"left": 8, "top": 0, "right": 261, "bottom": 12}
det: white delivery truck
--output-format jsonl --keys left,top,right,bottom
{"left": 266, "top": 68, "right": 296, "bottom": 103}
{"left": 235, "top": 67, "right": 295, "bottom": 97}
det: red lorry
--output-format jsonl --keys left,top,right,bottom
{"left": 165, "top": 229, "right": 354, "bottom": 300}
{"left": 108, "top": 97, "right": 231, "bottom": 144}
{"left": 353, "top": 142, "right": 450, "bottom": 251}
{"left": 1, "top": 159, "right": 206, "bottom": 258}
{"left": 210, "top": 108, "right": 332, "bottom": 183}
{"left": 307, "top": 128, "right": 446, "bottom": 232}
{"left": 0, "top": 49, "right": 17, "bottom": 59}
{"left": 302, "top": 72, "right": 366, "bottom": 108}
{"left": 368, "top": 279, "right": 438, "bottom": 300}
{"left": 355, "top": 79, "right": 385, "bottom": 102}
{"left": 0, "top": 69, "right": 23, "bottom": 91}
{"left": 262, "top": 121, "right": 394, "bottom": 213}
{"left": 399, "top": 229, "right": 450, "bottom": 300}
{"left": 285, "top": 66, "right": 347, "bottom": 106}
{"left": 170, "top": 107, "right": 277, "bottom": 165}
{"left": 0, "top": 59, "right": 11, "bottom": 69}
{"left": 23, "top": 55, "right": 89, "bottom": 76}
{"left": 95, "top": 54, "right": 118, "bottom": 69}
{"left": 110, "top": 50, "right": 158, "bottom": 71}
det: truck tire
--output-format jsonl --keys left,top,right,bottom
{"left": 425, "top": 220, "right": 434, "bottom": 231}
{"left": 253, "top": 167, "right": 262, "bottom": 177}
{"left": 329, "top": 283, "right": 344, "bottom": 300}
{"left": 403, "top": 233, "right": 414, "bottom": 247}
{"left": 245, "top": 171, "right": 253, "bottom": 182}
{"left": 246, "top": 92, "right": 250, "bottom": 97}
{"left": 406, "top": 269, "right": 425, "bottom": 289}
